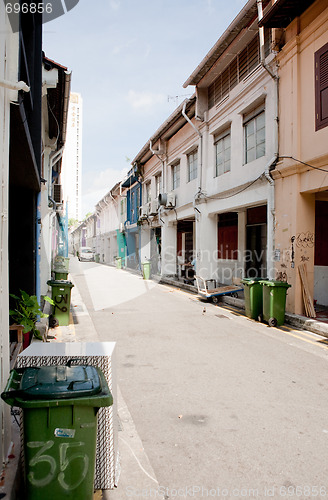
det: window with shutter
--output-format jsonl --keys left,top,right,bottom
{"left": 315, "top": 43, "right": 328, "bottom": 131}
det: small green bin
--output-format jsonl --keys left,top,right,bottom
{"left": 241, "top": 278, "right": 264, "bottom": 320}
{"left": 260, "top": 280, "right": 291, "bottom": 327}
{"left": 47, "top": 280, "right": 74, "bottom": 326}
{"left": 141, "top": 262, "right": 151, "bottom": 280}
{"left": 54, "top": 271, "right": 69, "bottom": 280}
{"left": 116, "top": 257, "right": 122, "bottom": 269}
{"left": 95, "top": 254, "right": 100, "bottom": 263}
{"left": 1, "top": 365, "right": 113, "bottom": 500}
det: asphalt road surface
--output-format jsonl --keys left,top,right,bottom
{"left": 69, "top": 257, "right": 328, "bottom": 500}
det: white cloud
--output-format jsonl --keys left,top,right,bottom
{"left": 109, "top": 0, "right": 120, "bottom": 11}
{"left": 112, "top": 38, "right": 137, "bottom": 56}
{"left": 126, "top": 90, "right": 166, "bottom": 113}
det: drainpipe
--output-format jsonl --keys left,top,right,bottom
{"left": 109, "top": 190, "right": 117, "bottom": 205}
{"left": 257, "top": 0, "right": 279, "bottom": 280}
{"left": 36, "top": 193, "right": 42, "bottom": 306}
{"left": 182, "top": 100, "right": 203, "bottom": 196}
{"left": 149, "top": 140, "right": 166, "bottom": 228}
{"left": 182, "top": 100, "right": 203, "bottom": 275}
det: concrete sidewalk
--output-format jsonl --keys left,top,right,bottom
{"left": 48, "top": 275, "right": 165, "bottom": 500}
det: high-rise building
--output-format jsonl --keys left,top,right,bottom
{"left": 62, "top": 92, "right": 82, "bottom": 221}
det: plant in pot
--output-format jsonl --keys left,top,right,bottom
{"left": 9, "top": 290, "right": 54, "bottom": 347}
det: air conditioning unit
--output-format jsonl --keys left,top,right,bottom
{"left": 149, "top": 200, "right": 158, "bottom": 216}
{"left": 158, "top": 192, "right": 176, "bottom": 208}
{"left": 138, "top": 204, "right": 149, "bottom": 220}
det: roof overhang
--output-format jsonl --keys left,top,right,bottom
{"left": 132, "top": 96, "right": 196, "bottom": 166}
{"left": 43, "top": 54, "right": 71, "bottom": 148}
{"left": 183, "top": 0, "right": 271, "bottom": 88}
{"left": 121, "top": 175, "right": 139, "bottom": 188}
{"left": 258, "top": 0, "right": 316, "bottom": 28}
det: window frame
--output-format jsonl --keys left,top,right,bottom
{"left": 214, "top": 130, "right": 231, "bottom": 177}
{"left": 172, "top": 161, "right": 180, "bottom": 190}
{"left": 145, "top": 182, "right": 151, "bottom": 203}
{"left": 243, "top": 105, "right": 265, "bottom": 164}
{"left": 155, "top": 174, "right": 162, "bottom": 199}
{"left": 315, "top": 42, "right": 328, "bottom": 131}
{"left": 187, "top": 149, "right": 198, "bottom": 183}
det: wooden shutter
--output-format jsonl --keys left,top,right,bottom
{"left": 315, "top": 42, "right": 328, "bottom": 131}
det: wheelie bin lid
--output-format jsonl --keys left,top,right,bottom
{"left": 260, "top": 280, "right": 291, "bottom": 287}
{"left": 1, "top": 365, "right": 113, "bottom": 408}
{"left": 47, "top": 279, "right": 74, "bottom": 287}
{"left": 241, "top": 278, "right": 267, "bottom": 285}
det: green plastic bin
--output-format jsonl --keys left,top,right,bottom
{"left": 241, "top": 278, "right": 264, "bottom": 320}
{"left": 260, "top": 280, "right": 291, "bottom": 327}
{"left": 47, "top": 280, "right": 74, "bottom": 326}
{"left": 116, "top": 257, "right": 122, "bottom": 269}
{"left": 1, "top": 365, "right": 113, "bottom": 500}
{"left": 54, "top": 271, "right": 69, "bottom": 280}
{"left": 95, "top": 254, "right": 100, "bottom": 263}
{"left": 141, "top": 262, "right": 151, "bottom": 280}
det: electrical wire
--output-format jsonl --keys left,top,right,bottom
{"left": 204, "top": 174, "right": 263, "bottom": 201}
{"left": 47, "top": 98, "right": 60, "bottom": 144}
{"left": 279, "top": 156, "right": 328, "bottom": 173}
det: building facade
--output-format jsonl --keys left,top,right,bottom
{"left": 70, "top": 0, "right": 328, "bottom": 322}
{"left": 134, "top": 0, "right": 276, "bottom": 286}
{"left": 62, "top": 92, "right": 83, "bottom": 222}
{"left": 260, "top": 0, "right": 328, "bottom": 314}
{"left": 0, "top": 0, "right": 20, "bottom": 468}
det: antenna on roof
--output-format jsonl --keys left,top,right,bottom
{"left": 167, "top": 94, "right": 192, "bottom": 106}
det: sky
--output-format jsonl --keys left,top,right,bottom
{"left": 43, "top": 0, "right": 247, "bottom": 218}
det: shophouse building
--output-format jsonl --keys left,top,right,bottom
{"left": 134, "top": 0, "right": 277, "bottom": 285}
{"left": 260, "top": 0, "right": 328, "bottom": 314}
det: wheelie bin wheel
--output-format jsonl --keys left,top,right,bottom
{"left": 212, "top": 296, "right": 219, "bottom": 304}
{"left": 268, "top": 317, "right": 277, "bottom": 327}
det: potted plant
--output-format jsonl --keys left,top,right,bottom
{"left": 9, "top": 290, "right": 54, "bottom": 347}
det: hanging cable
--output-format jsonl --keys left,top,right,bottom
{"left": 204, "top": 174, "right": 263, "bottom": 201}
{"left": 279, "top": 156, "right": 328, "bottom": 173}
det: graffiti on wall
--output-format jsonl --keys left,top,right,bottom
{"left": 296, "top": 232, "right": 314, "bottom": 248}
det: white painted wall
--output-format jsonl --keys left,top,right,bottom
{"left": 61, "top": 93, "right": 83, "bottom": 221}
{"left": 0, "top": 5, "right": 19, "bottom": 465}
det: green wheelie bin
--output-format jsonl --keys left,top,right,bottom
{"left": 241, "top": 278, "right": 264, "bottom": 320}
{"left": 115, "top": 257, "right": 122, "bottom": 269}
{"left": 47, "top": 280, "right": 74, "bottom": 326}
{"left": 1, "top": 364, "right": 113, "bottom": 500}
{"left": 141, "top": 262, "right": 151, "bottom": 280}
{"left": 53, "top": 257, "right": 69, "bottom": 279}
{"left": 54, "top": 271, "right": 69, "bottom": 280}
{"left": 260, "top": 280, "right": 291, "bottom": 327}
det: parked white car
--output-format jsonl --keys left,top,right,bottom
{"left": 78, "top": 247, "right": 94, "bottom": 262}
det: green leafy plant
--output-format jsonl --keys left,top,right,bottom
{"left": 9, "top": 290, "right": 54, "bottom": 340}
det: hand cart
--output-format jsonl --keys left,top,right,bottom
{"left": 195, "top": 276, "right": 243, "bottom": 304}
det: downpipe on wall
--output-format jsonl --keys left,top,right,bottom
{"left": 257, "top": 0, "right": 279, "bottom": 280}
{"left": 182, "top": 100, "right": 203, "bottom": 270}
